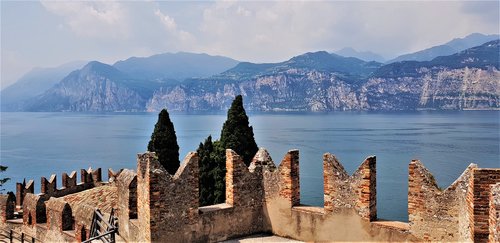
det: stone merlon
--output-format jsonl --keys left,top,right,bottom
{"left": 2, "top": 148, "right": 499, "bottom": 242}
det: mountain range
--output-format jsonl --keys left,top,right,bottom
{"left": 2, "top": 34, "right": 499, "bottom": 112}
{"left": 334, "top": 47, "right": 386, "bottom": 63}
{"left": 387, "top": 33, "right": 499, "bottom": 63}
{"left": 0, "top": 61, "right": 87, "bottom": 111}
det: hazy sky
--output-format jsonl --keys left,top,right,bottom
{"left": 1, "top": 0, "right": 499, "bottom": 89}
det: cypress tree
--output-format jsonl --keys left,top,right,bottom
{"left": 197, "top": 95, "right": 258, "bottom": 205}
{"left": 211, "top": 140, "right": 226, "bottom": 203}
{"left": 220, "top": 95, "right": 258, "bottom": 166}
{"left": 198, "top": 137, "right": 226, "bottom": 205}
{"left": 148, "top": 109, "right": 180, "bottom": 175}
{"left": 0, "top": 165, "right": 10, "bottom": 192}
{"left": 198, "top": 135, "right": 215, "bottom": 206}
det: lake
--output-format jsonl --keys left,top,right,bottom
{"left": 1, "top": 111, "right": 499, "bottom": 222}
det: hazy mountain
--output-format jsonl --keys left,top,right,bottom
{"left": 365, "top": 40, "right": 499, "bottom": 110}
{"left": 149, "top": 41, "right": 499, "bottom": 111}
{"left": 388, "top": 33, "right": 499, "bottom": 63}
{"left": 24, "top": 61, "right": 165, "bottom": 112}
{"left": 335, "top": 47, "right": 386, "bottom": 63}
{"left": 1, "top": 61, "right": 87, "bottom": 111}
{"left": 16, "top": 40, "right": 500, "bottom": 112}
{"left": 222, "top": 51, "right": 382, "bottom": 79}
{"left": 113, "top": 52, "right": 239, "bottom": 81}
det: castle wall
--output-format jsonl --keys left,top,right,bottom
{"left": 489, "top": 183, "right": 500, "bottom": 243}
{"left": 15, "top": 168, "right": 104, "bottom": 211}
{"left": 4, "top": 147, "right": 499, "bottom": 243}
{"left": 136, "top": 152, "right": 200, "bottom": 242}
{"left": 10, "top": 167, "right": 109, "bottom": 243}
{"left": 16, "top": 179, "right": 33, "bottom": 210}
{"left": 23, "top": 193, "right": 48, "bottom": 226}
{"left": 73, "top": 203, "right": 94, "bottom": 242}
{"left": 473, "top": 168, "right": 500, "bottom": 242}
{"left": 262, "top": 150, "right": 415, "bottom": 242}
{"left": 408, "top": 160, "right": 476, "bottom": 242}
{"left": 116, "top": 169, "right": 139, "bottom": 242}
{"left": 134, "top": 150, "right": 266, "bottom": 243}
{"left": 323, "top": 153, "right": 376, "bottom": 220}
{"left": 196, "top": 149, "right": 265, "bottom": 242}
{"left": 0, "top": 193, "right": 15, "bottom": 224}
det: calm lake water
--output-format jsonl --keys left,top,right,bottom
{"left": 1, "top": 111, "right": 499, "bottom": 221}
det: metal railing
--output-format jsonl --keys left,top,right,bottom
{"left": 0, "top": 228, "right": 38, "bottom": 243}
{"left": 82, "top": 208, "right": 118, "bottom": 243}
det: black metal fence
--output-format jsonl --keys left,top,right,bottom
{"left": 82, "top": 208, "right": 118, "bottom": 243}
{"left": 0, "top": 228, "right": 38, "bottom": 243}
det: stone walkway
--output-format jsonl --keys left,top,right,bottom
{"left": 221, "top": 234, "right": 303, "bottom": 243}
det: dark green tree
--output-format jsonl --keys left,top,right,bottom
{"left": 197, "top": 137, "right": 226, "bottom": 205}
{"left": 198, "top": 95, "right": 258, "bottom": 205}
{"left": 211, "top": 140, "right": 226, "bottom": 203}
{"left": 198, "top": 136, "right": 215, "bottom": 206}
{"left": 0, "top": 165, "right": 10, "bottom": 192}
{"left": 148, "top": 109, "right": 180, "bottom": 175}
{"left": 220, "top": 95, "right": 258, "bottom": 166}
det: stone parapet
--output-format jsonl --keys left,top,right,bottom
{"left": 136, "top": 151, "right": 199, "bottom": 242}
{"left": 278, "top": 150, "right": 300, "bottom": 207}
{"left": 15, "top": 167, "right": 104, "bottom": 211}
{"left": 408, "top": 160, "right": 476, "bottom": 242}
{"left": 16, "top": 179, "right": 34, "bottom": 210}
{"left": 5, "top": 147, "right": 500, "bottom": 243}
{"left": 489, "top": 182, "right": 500, "bottom": 243}
{"left": 23, "top": 193, "right": 48, "bottom": 226}
{"left": 116, "top": 169, "right": 138, "bottom": 241}
{"left": 0, "top": 192, "right": 15, "bottom": 224}
{"left": 226, "top": 149, "right": 264, "bottom": 208}
{"left": 323, "top": 153, "right": 376, "bottom": 220}
{"left": 45, "top": 198, "right": 73, "bottom": 231}
{"left": 473, "top": 168, "right": 500, "bottom": 242}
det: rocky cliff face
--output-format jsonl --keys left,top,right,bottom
{"left": 146, "top": 66, "right": 499, "bottom": 112}
{"left": 22, "top": 40, "right": 500, "bottom": 112}
{"left": 25, "top": 62, "right": 151, "bottom": 112}
{"left": 363, "top": 67, "right": 499, "bottom": 110}
{"left": 147, "top": 40, "right": 500, "bottom": 112}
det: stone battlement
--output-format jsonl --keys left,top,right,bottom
{"left": 13, "top": 167, "right": 110, "bottom": 211}
{"left": 1, "top": 148, "right": 499, "bottom": 242}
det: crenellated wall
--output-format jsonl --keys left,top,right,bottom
{"left": 16, "top": 179, "right": 34, "bottom": 210}
{"left": 114, "top": 149, "right": 500, "bottom": 242}
{"left": 323, "top": 153, "right": 376, "bottom": 220}
{"left": 132, "top": 150, "right": 266, "bottom": 242}
{"left": 3, "top": 147, "right": 499, "bottom": 243}
{"left": 23, "top": 193, "right": 47, "bottom": 226}
{"left": 115, "top": 169, "right": 139, "bottom": 242}
{"left": 489, "top": 183, "right": 500, "bottom": 243}
{"left": 0, "top": 192, "right": 15, "bottom": 224}
{"left": 1, "top": 167, "right": 111, "bottom": 243}
{"left": 15, "top": 167, "right": 104, "bottom": 212}
{"left": 261, "top": 150, "right": 413, "bottom": 242}
{"left": 45, "top": 198, "right": 73, "bottom": 232}
{"left": 408, "top": 160, "right": 476, "bottom": 242}
{"left": 472, "top": 168, "right": 500, "bottom": 242}
{"left": 136, "top": 152, "right": 200, "bottom": 242}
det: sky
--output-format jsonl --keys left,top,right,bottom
{"left": 1, "top": 0, "right": 499, "bottom": 89}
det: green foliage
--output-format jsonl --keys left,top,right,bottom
{"left": 220, "top": 95, "right": 258, "bottom": 166}
{"left": 0, "top": 165, "right": 10, "bottom": 191}
{"left": 198, "top": 136, "right": 215, "bottom": 206}
{"left": 197, "top": 136, "right": 226, "bottom": 206}
{"left": 211, "top": 141, "right": 226, "bottom": 203}
{"left": 198, "top": 95, "right": 258, "bottom": 206}
{"left": 148, "top": 109, "right": 180, "bottom": 175}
